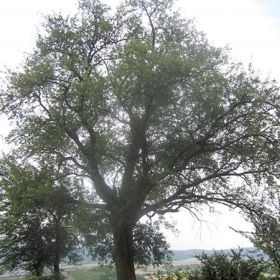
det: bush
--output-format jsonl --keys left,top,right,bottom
{"left": 148, "top": 249, "right": 268, "bottom": 280}
{"left": 194, "top": 249, "right": 267, "bottom": 280}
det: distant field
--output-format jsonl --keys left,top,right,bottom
{"left": 69, "top": 266, "right": 145, "bottom": 280}
{"left": 0, "top": 258, "right": 201, "bottom": 280}
{"left": 67, "top": 257, "right": 200, "bottom": 279}
{"left": 0, "top": 278, "right": 24, "bottom": 280}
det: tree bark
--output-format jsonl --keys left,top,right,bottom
{"left": 53, "top": 256, "right": 60, "bottom": 279}
{"left": 113, "top": 226, "right": 136, "bottom": 280}
{"left": 53, "top": 218, "right": 61, "bottom": 279}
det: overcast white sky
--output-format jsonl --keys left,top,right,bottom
{"left": 0, "top": 0, "right": 280, "bottom": 250}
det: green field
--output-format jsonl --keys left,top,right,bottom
{"left": 69, "top": 266, "right": 145, "bottom": 280}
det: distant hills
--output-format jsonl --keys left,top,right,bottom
{"left": 76, "top": 247, "right": 262, "bottom": 263}
{"left": 172, "top": 247, "right": 261, "bottom": 261}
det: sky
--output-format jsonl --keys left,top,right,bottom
{"left": 0, "top": 0, "right": 280, "bottom": 250}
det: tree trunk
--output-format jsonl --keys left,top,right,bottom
{"left": 113, "top": 226, "right": 136, "bottom": 280}
{"left": 53, "top": 218, "right": 61, "bottom": 279}
{"left": 53, "top": 256, "right": 60, "bottom": 279}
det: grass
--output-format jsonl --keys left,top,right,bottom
{"left": 69, "top": 266, "right": 145, "bottom": 280}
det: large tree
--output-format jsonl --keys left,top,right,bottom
{"left": 1, "top": 0, "right": 280, "bottom": 278}
{"left": 0, "top": 157, "right": 82, "bottom": 278}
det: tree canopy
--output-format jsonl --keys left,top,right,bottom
{"left": 0, "top": 157, "right": 82, "bottom": 277}
{"left": 1, "top": 0, "right": 280, "bottom": 279}
{"left": 236, "top": 194, "right": 280, "bottom": 275}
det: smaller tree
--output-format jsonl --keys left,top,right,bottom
{"left": 77, "top": 208, "right": 171, "bottom": 267}
{"left": 232, "top": 190, "right": 280, "bottom": 276}
{"left": 0, "top": 157, "right": 83, "bottom": 278}
{"left": 237, "top": 211, "right": 280, "bottom": 275}
{"left": 133, "top": 221, "right": 171, "bottom": 267}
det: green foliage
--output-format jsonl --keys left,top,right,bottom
{"left": 25, "top": 274, "right": 65, "bottom": 280}
{"left": 79, "top": 216, "right": 171, "bottom": 266}
{"left": 0, "top": 157, "right": 83, "bottom": 276}
{"left": 149, "top": 250, "right": 267, "bottom": 280}
{"left": 194, "top": 249, "right": 266, "bottom": 280}
{"left": 238, "top": 209, "right": 280, "bottom": 276}
{"left": 255, "top": 215, "right": 280, "bottom": 273}
{"left": 133, "top": 221, "right": 171, "bottom": 267}
{"left": 149, "top": 269, "right": 191, "bottom": 280}
{"left": 1, "top": 0, "right": 280, "bottom": 277}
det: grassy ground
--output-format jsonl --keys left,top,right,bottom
{"left": 69, "top": 266, "right": 145, "bottom": 280}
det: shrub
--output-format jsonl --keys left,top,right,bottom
{"left": 148, "top": 269, "right": 202, "bottom": 280}
{"left": 194, "top": 249, "right": 266, "bottom": 280}
{"left": 148, "top": 249, "right": 267, "bottom": 280}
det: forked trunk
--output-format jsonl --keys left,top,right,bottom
{"left": 113, "top": 226, "right": 136, "bottom": 280}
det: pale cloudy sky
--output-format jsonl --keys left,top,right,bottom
{"left": 166, "top": 0, "right": 280, "bottom": 249}
{"left": 0, "top": 0, "right": 280, "bottom": 250}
